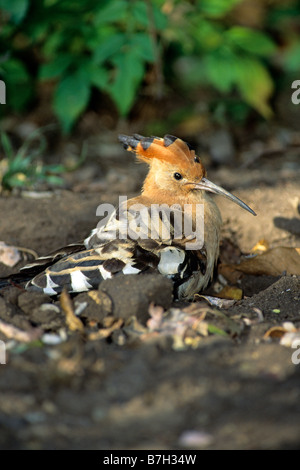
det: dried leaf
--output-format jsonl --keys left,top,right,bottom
{"left": 191, "top": 321, "right": 209, "bottom": 337}
{"left": 217, "top": 286, "right": 243, "bottom": 300}
{"left": 0, "top": 241, "right": 21, "bottom": 267}
{"left": 280, "top": 332, "right": 300, "bottom": 347}
{"left": 182, "top": 301, "right": 211, "bottom": 314}
{"left": 0, "top": 318, "right": 42, "bottom": 342}
{"left": 122, "top": 316, "right": 149, "bottom": 339}
{"left": 195, "top": 294, "right": 236, "bottom": 308}
{"left": 263, "top": 326, "right": 290, "bottom": 339}
{"left": 282, "top": 322, "right": 297, "bottom": 331}
{"left": 253, "top": 307, "right": 264, "bottom": 322}
{"left": 218, "top": 264, "right": 243, "bottom": 284}
{"left": 88, "top": 318, "right": 123, "bottom": 341}
{"left": 264, "top": 322, "right": 299, "bottom": 345}
{"left": 147, "top": 303, "right": 165, "bottom": 331}
{"left": 251, "top": 238, "right": 270, "bottom": 254}
{"left": 234, "top": 247, "right": 300, "bottom": 276}
{"left": 60, "top": 288, "right": 84, "bottom": 333}
{"left": 147, "top": 304, "right": 230, "bottom": 349}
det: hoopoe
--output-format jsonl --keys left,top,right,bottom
{"left": 1, "top": 134, "right": 255, "bottom": 299}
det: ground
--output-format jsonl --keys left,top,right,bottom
{"left": 0, "top": 139, "right": 299, "bottom": 450}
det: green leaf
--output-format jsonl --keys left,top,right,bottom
{"left": 2, "top": 174, "right": 29, "bottom": 189}
{"left": 53, "top": 70, "right": 91, "bottom": 133}
{"left": 42, "top": 30, "right": 65, "bottom": 57}
{"left": 193, "top": 19, "right": 223, "bottom": 51}
{"left": 203, "top": 52, "right": 236, "bottom": 92}
{"left": 1, "top": 59, "right": 32, "bottom": 110}
{"left": 2, "top": 58, "right": 29, "bottom": 82}
{"left": 132, "top": 1, "right": 149, "bottom": 27}
{"left": 226, "top": 27, "right": 276, "bottom": 56}
{"left": 44, "top": 164, "right": 66, "bottom": 173}
{"left": 108, "top": 50, "right": 145, "bottom": 116}
{"left": 207, "top": 324, "right": 228, "bottom": 336}
{"left": 1, "top": 132, "right": 14, "bottom": 159}
{"left": 199, "top": 0, "right": 241, "bottom": 18}
{"left": 0, "top": 0, "right": 29, "bottom": 24}
{"left": 132, "top": 1, "right": 167, "bottom": 30}
{"left": 8, "top": 154, "right": 32, "bottom": 172}
{"left": 94, "top": 0, "right": 127, "bottom": 25}
{"left": 39, "top": 55, "right": 73, "bottom": 80}
{"left": 129, "top": 33, "right": 155, "bottom": 62}
{"left": 41, "top": 175, "right": 64, "bottom": 185}
{"left": 93, "top": 33, "right": 125, "bottom": 64}
{"left": 16, "top": 127, "right": 47, "bottom": 161}
{"left": 89, "top": 65, "right": 108, "bottom": 90}
{"left": 283, "top": 42, "right": 300, "bottom": 72}
{"left": 234, "top": 57, "right": 274, "bottom": 118}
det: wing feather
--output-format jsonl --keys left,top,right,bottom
{"left": 21, "top": 201, "right": 208, "bottom": 297}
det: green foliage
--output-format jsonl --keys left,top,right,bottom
{"left": 283, "top": 42, "right": 300, "bottom": 72}
{"left": 196, "top": 0, "right": 240, "bottom": 18}
{"left": 172, "top": 2, "right": 277, "bottom": 118}
{"left": 0, "top": 0, "right": 299, "bottom": 131}
{"left": 0, "top": 127, "right": 68, "bottom": 190}
{"left": 0, "top": 0, "right": 166, "bottom": 131}
{"left": 0, "top": 58, "right": 33, "bottom": 111}
{"left": 53, "top": 69, "right": 91, "bottom": 134}
{"left": 226, "top": 26, "right": 276, "bottom": 56}
{"left": 0, "top": 0, "right": 29, "bottom": 24}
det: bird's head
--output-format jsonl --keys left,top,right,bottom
{"left": 119, "top": 134, "right": 256, "bottom": 216}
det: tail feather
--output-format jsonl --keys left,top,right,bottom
{"left": 0, "top": 273, "right": 33, "bottom": 290}
{"left": 20, "top": 243, "right": 85, "bottom": 273}
{"left": 0, "top": 243, "right": 86, "bottom": 292}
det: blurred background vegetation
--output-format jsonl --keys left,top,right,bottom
{"left": 0, "top": 0, "right": 299, "bottom": 188}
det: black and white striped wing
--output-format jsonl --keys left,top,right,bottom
{"left": 25, "top": 204, "right": 207, "bottom": 297}
{"left": 26, "top": 246, "right": 143, "bottom": 295}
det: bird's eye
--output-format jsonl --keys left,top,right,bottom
{"left": 194, "top": 156, "right": 200, "bottom": 163}
{"left": 173, "top": 172, "right": 182, "bottom": 180}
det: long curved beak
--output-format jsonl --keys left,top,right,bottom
{"left": 194, "top": 177, "right": 256, "bottom": 216}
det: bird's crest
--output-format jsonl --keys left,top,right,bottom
{"left": 118, "top": 134, "right": 200, "bottom": 169}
